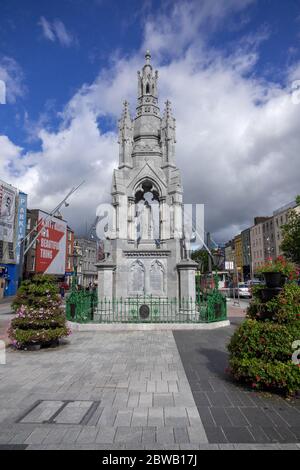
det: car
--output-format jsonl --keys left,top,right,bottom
{"left": 237, "top": 282, "right": 252, "bottom": 298}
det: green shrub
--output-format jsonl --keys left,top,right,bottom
{"left": 228, "top": 282, "right": 300, "bottom": 396}
{"left": 228, "top": 320, "right": 300, "bottom": 364}
{"left": 247, "top": 282, "right": 300, "bottom": 324}
{"left": 229, "top": 357, "right": 300, "bottom": 395}
{"left": 9, "top": 275, "right": 71, "bottom": 349}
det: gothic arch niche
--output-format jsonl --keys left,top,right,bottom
{"left": 129, "top": 259, "right": 145, "bottom": 295}
{"left": 134, "top": 179, "right": 160, "bottom": 243}
{"left": 150, "top": 260, "right": 165, "bottom": 296}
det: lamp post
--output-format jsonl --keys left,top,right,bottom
{"left": 72, "top": 248, "right": 79, "bottom": 291}
{"left": 211, "top": 248, "right": 224, "bottom": 290}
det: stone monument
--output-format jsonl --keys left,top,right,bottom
{"left": 97, "top": 51, "right": 197, "bottom": 304}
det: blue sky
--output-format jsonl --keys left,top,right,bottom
{"left": 1, "top": 0, "right": 300, "bottom": 240}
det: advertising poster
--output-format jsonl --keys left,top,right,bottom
{"left": 16, "top": 192, "right": 27, "bottom": 264}
{"left": 35, "top": 211, "right": 67, "bottom": 275}
{"left": 0, "top": 181, "right": 17, "bottom": 243}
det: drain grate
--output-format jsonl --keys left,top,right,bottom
{"left": 17, "top": 400, "right": 101, "bottom": 425}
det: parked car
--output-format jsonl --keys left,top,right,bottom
{"left": 230, "top": 282, "right": 252, "bottom": 298}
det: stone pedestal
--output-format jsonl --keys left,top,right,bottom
{"left": 96, "top": 262, "right": 116, "bottom": 300}
{"left": 177, "top": 259, "right": 198, "bottom": 301}
{"left": 96, "top": 262, "right": 116, "bottom": 321}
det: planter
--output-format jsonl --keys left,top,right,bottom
{"left": 260, "top": 287, "right": 282, "bottom": 302}
{"left": 263, "top": 272, "right": 285, "bottom": 289}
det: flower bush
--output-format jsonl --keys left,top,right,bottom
{"left": 228, "top": 281, "right": 300, "bottom": 395}
{"left": 247, "top": 282, "right": 300, "bottom": 323}
{"left": 257, "top": 256, "right": 298, "bottom": 280}
{"left": 9, "top": 275, "right": 71, "bottom": 350}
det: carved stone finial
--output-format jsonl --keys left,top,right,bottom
{"left": 145, "top": 50, "right": 151, "bottom": 64}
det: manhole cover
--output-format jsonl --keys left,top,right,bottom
{"left": 139, "top": 304, "right": 150, "bottom": 319}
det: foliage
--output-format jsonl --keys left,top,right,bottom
{"left": 281, "top": 203, "right": 300, "bottom": 265}
{"left": 228, "top": 320, "right": 300, "bottom": 394}
{"left": 192, "top": 249, "right": 209, "bottom": 273}
{"left": 9, "top": 275, "right": 71, "bottom": 349}
{"left": 228, "top": 277, "right": 300, "bottom": 395}
{"left": 247, "top": 282, "right": 300, "bottom": 324}
{"left": 12, "top": 274, "right": 59, "bottom": 311}
{"left": 257, "top": 256, "right": 298, "bottom": 279}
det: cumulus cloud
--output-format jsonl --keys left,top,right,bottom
{"left": 38, "top": 17, "right": 76, "bottom": 47}
{"left": 0, "top": 56, "right": 26, "bottom": 103}
{"left": 2, "top": 0, "right": 300, "bottom": 241}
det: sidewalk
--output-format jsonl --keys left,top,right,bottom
{"left": 0, "top": 323, "right": 299, "bottom": 450}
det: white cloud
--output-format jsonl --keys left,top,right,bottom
{"left": 38, "top": 17, "right": 76, "bottom": 47}
{"left": 2, "top": 0, "right": 300, "bottom": 241}
{"left": 0, "top": 56, "right": 26, "bottom": 103}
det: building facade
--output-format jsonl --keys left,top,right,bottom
{"left": 74, "top": 238, "right": 97, "bottom": 287}
{"left": 234, "top": 234, "right": 243, "bottom": 281}
{"left": 65, "top": 226, "right": 74, "bottom": 285}
{"left": 241, "top": 228, "right": 251, "bottom": 280}
{"left": 97, "top": 51, "right": 197, "bottom": 302}
{"left": 250, "top": 217, "right": 269, "bottom": 273}
{"left": 262, "top": 217, "right": 276, "bottom": 261}
{"left": 0, "top": 180, "right": 27, "bottom": 297}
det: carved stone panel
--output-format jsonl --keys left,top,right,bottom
{"left": 129, "top": 260, "right": 145, "bottom": 294}
{"left": 150, "top": 260, "right": 164, "bottom": 295}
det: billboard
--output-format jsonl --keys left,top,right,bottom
{"left": 35, "top": 211, "right": 67, "bottom": 275}
{"left": 0, "top": 181, "right": 17, "bottom": 243}
{"left": 16, "top": 192, "right": 27, "bottom": 264}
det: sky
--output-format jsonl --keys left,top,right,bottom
{"left": 0, "top": 0, "right": 300, "bottom": 243}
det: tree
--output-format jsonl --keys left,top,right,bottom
{"left": 191, "top": 248, "right": 209, "bottom": 273}
{"left": 281, "top": 196, "right": 300, "bottom": 265}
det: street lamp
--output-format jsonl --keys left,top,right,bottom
{"left": 211, "top": 249, "right": 224, "bottom": 290}
{"left": 72, "top": 248, "right": 80, "bottom": 290}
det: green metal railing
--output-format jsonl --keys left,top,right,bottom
{"left": 66, "top": 289, "right": 98, "bottom": 323}
{"left": 66, "top": 290, "right": 227, "bottom": 324}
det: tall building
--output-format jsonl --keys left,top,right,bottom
{"left": 262, "top": 217, "right": 276, "bottom": 261}
{"left": 97, "top": 51, "right": 197, "bottom": 302}
{"left": 0, "top": 180, "right": 27, "bottom": 298}
{"left": 65, "top": 226, "right": 74, "bottom": 285}
{"left": 74, "top": 238, "right": 97, "bottom": 287}
{"left": 234, "top": 234, "right": 243, "bottom": 281}
{"left": 225, "top": 239, "right": 235, "bottom": 269}
{"left": 250, "top": 217, "right": 269, "bottom": 273}
{"left": 241, "top": 228, "right": 251, "bottom": 280}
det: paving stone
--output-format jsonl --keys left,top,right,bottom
{"left": 139, "top": 392, "right": 153, "bottom": 407}
{"left": 141, "top": 427, "right": 156, "bottom": 446}
{"left": 127, "top": 393, "right": 140, "bottom": 408}
{"left": 222, "top": 426, "right": 255, "bottom": 444}
{"left": 187, "top": 425, "right": 209, "bottom": 444}
{"left": 174, "top": 427, "right": 190, "bottom": 444}
{"left": 210, "top": 407, "right": 232, "bottom": 427}
{"left": 61, "top": 427, "right": 82, "bottom": 444}
{"left": 96, "top": 426, "right": 116, "bottom": 444}
{"left": 25, "top": 427, "right": 52, "bottom": 445}
{"left": 114, "top": 409, "right": 133, "bottom": 427}
{"left": 114, "top": 427, "right": 142, "bottom": 444}
{"left": 131, "top": 408, "right": 148, "bottom": 426}
{"left": 148, "top": 407, "right": 164, "bottom": 427}
{"left": 153, "top": 393, "right": 174, "bottom": 407}
{"left": 164, "top": 406, "right": 189, "bottom": 427}
{"left": 156, "top": 427, "right": 175, "bottom": 445}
